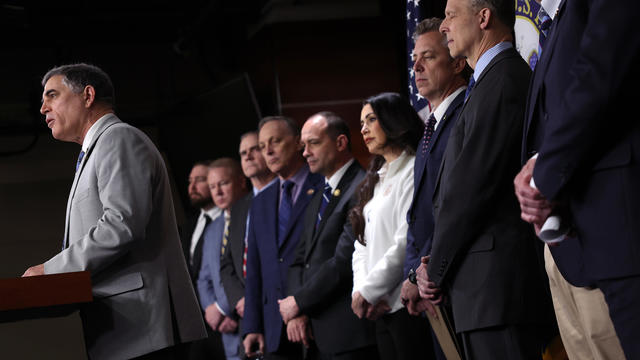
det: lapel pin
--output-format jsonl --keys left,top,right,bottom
{"left": 333, "top": 189, "right": 341, "bottom": 197}
{"left": 307, "top": 189, "right": 315, "bottom": 196}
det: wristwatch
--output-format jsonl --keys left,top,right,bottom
{"left": 408, "top": 268, "right": 417, "bottom": 284}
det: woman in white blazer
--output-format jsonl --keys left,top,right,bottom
{"left": 349, "top": 92, "right": 431, "bottom": 360}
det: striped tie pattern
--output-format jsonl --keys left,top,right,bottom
{"left": 316, "top": 183, "right": 332, "bottom": 228}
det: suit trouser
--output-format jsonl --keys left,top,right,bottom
{"left": 307, "top": 342, "right": 379, "bottom": 360}
{"left": 375, "top": 307, "right": 435, "bottom": 360}
{"left": 460, "top": 323, "right": 545, "bottom": 360}
{"left": 597, "top": 274, "right": 640, "bottom": 360}
{"left": 544, "top": 246, "right": 624, "bottom": 360}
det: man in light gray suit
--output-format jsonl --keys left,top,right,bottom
{"left": 22, "top": 63, "right": 207, "bottom": 359}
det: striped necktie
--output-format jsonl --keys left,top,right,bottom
{"left": 315, "top": 183, "right": 332, "bottom": 228}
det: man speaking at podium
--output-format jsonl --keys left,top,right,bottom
{"left": 22, "top": 63, "right": 206, "bottom": 359}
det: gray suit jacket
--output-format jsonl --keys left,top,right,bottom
{"left": 44, "top": 114, "right": 207, "bottom": 359}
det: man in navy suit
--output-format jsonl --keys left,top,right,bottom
{"left": 416, "top": 0, "right": 555, "bottom": 358}
{"left": 514, "top": 0, "right": 640, "bottom": 358}
{"left": 401, "top": 17, "right": 470, "bottom": 360}
{"left": 242, "top": 116, "right": 324, "bottom": 359}
{"left": 278, "top": 112, "right": 378, "bottom": 359}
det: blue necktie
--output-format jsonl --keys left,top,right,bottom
{"left": 76, "top": 150, "right": 85, "bottom": 172}
{"left": 278, "top": 180, "right": 294, "bottom": 246}
{"left": 464, "top": 75, "right": 476, "bottom": 102}
{"left": 421, "top": 114, "right": 437, "bottom": 155}
{"left": 538, "top": 7, "right": 552, "bottom": 36}
{"left": 316, "top": 183, "right": 332, "bottom": 228}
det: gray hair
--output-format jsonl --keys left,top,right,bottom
{"left": 42, "top": 63, "right": 115, "bottom": 107}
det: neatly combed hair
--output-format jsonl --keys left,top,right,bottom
{"left": 313, "top": 111, "right": 351, "bottom": 150}
{"left": 239, "top": 130, "right": 258, "bottom": 142}
{"left": 349, "top": 93, "right": 424, "bottom": 244}
{"left": 209, "top": 157, "right": 245, "bottom": 181}
{"left": 42, "top": 63, "right": 115, "bottom": 107}
{"left": 413, "top": 17, "right": 443, "bottom": 40}
{"left": 471, "top": 0, "right": 515, "bottom": 29}
{"left": 412, "top": 18, "right": 473, "bottom": 83}
{"left": 258, "top": 116, "right": 300, "bottom": 137}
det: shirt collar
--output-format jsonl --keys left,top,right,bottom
{"left": 541, "top": 0, "right": 561, "bottom": 19}
{"left": 473, "top": 41, "right": 513, "bottom": 82}
{"left": 432, "top": 87, "right": 466, "bottom": 125}
{"left": 81, "top": 113, "right": 112, "bottom": 152}
{"left": 201, "top": 206, "right": 222, "bottom": 221}
{"left": 377, "top": 150, "right": 409, "bottom": 180}
{"left": 253, "top": 177, "right": 278, "bottom": 196}
{"left": 326, "top": 158, "right": 354, "bottom": 190}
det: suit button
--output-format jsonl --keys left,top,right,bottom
{"left": 305, "top": 264, "right": 310, "bottom": 269}
{"left": 279, "top": 258, "right": 284, "bottom": 263}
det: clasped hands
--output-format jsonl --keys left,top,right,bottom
{"left": 204, "top": 303, "right": 238, "bottom": 334}
{"left": 514, "top": 157, "right": 555, "bottom": 236}
{"left": 278, "top": 296, "right": 314, "bottom": 347}
{"left": 351, "top": 291, "right": 390, "bottom": 321}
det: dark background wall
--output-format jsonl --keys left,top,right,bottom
{"left": 0, "top": 0, "right": 445, "bottom": 357}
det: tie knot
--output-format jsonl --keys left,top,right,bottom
{"left": 283, "top": 180, "right": 294, "bottom": 192}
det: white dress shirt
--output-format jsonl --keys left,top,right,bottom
{"left": 189, "top": 206, "right": 222, "bottom": 265}
{"left": 352, "top": 151, "right": 415, "bottom": 313}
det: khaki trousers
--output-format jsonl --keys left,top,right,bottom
{"left": 544, "top": 245, "right": 625, "bottom": 359}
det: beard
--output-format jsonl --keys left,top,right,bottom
{"left": 189, "top": 194, "right": 213, "bottom": 209}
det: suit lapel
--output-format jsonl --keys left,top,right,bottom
{"left": 305, "top": 162, "right": 360, "bottom": 258}
{"left": 279, "top": 173, "right": 322, "bottom": 250}
{"left": 428, "top": 91, "right": 464, "bottom": 155}
{"left": 62, "top": 114, "right": 121, "bottom": 248}
{"left": 523, "top": 0, "right": 567, "bottom": 154}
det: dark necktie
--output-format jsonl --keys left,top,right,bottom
{"left": 315, "top": 183, "right": 332, "bottom": 228}
{"left": 421, "top": 114, "right": 437, "bottom": 154}
{"left": 278, "top": 180, "right": 294, "bottom": 246}
{"left": 464, "top": 75, "right": 476, "bottom": 102}
{"left": 76, "top": 150, "right": 85, "bottom": 172}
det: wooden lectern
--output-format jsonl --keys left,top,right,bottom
{"left": 0, "top": 271, "right": 92, "bottom": 323}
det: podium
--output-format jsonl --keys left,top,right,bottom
{"left": 0, "top": 272, "right": 92, "bottom": 359}
{"left": 0, "top": 271, "right": 93, "bottom": 323}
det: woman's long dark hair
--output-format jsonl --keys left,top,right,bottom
{"left": 349, "top": 92, "right": 424, "bottom": 244}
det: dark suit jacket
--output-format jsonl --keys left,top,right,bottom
{"left": 181, "top": 213, "right": 205, "bottom": 285}
{"left": 220, "top": 192, "right": 253, "bottom": 312}
{"left": 428, "top": 47, "right": 553, "bottom": 333}
{"left": 243, "top": 171, "right": 324, "bottom": 353}
{"left": 405, "top": 91, "right": 465, "bottom": 277}
{"left": 287, "top": 162, "right": 375, "bottom": 354}
{"left": 527, "top": 0, "right": 640, "bottom": 282}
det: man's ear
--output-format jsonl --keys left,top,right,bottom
{"left": 336, "top": 134, "right": 349, "bottom": 152}
{"left": 83, "top": 85, "right": 96, "bottom": 108}
{"left": 478, "top": 7, "right": 492, "bottom": 30}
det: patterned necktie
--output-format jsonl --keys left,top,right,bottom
{"left": 76, "top": 150, "right": 85, "bottom": 172}
{"left": 464, "top": 75, "right": 476, "bottom": 102}
{"left": 278, "top": 180, "right": 294, "bottom": 246}
{"left": 538, "top": 7, "right": 552, "bottom": 36}
{"left": 220, "top": 212, "right": 230, "bottom": 257}
{"left": 421, "top": 114, "right": 437, "bottom": 154}
{"left": 315, "top": 183, "right": 332, "bottom": 228}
